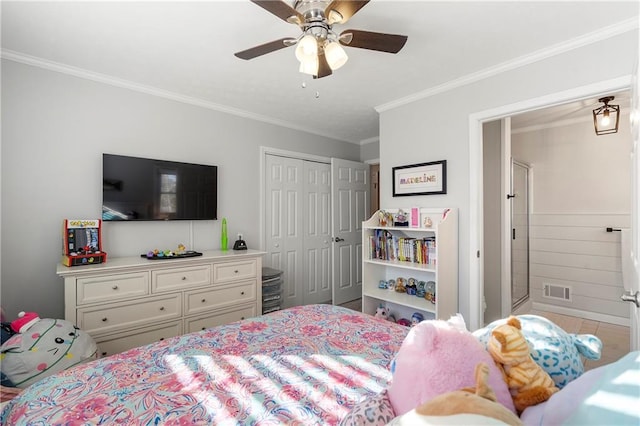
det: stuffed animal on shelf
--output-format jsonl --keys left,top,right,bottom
{"left": 487, "top": 316, "right": 559, "bottom": 414}
{"left": 0, "top": 311, "right": 98, "bottom": 388}
{"left": 374, "top": 305, "right": 390, "bottom": 320}
{"left": 473, "top": 314, "right": 601, "bottom": 389}
{"left": 387, "top": 314, "right": 515, "bottom": 416}
{"left": 387, "top": 363, "right": 523, "bottom": 425}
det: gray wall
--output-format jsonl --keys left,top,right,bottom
{"left": 378, "top": 29, "right": 638, "bottom": 325}
{"left": 0, "top": 59, "right": 359, "bottom": 320}
{"left": 512, "top": 114, "right": 631, "bottom": 320}
{"left": 360, "top": 139, "right": 380, "bottom": 163}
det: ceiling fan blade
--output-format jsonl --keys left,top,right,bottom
{"left": 325, "top": 1, "right": 370, "bottom": 24}
{"left": 339, "top": 29, "right": 408, "bottom": 53}
{"left": 251, "top": 0, "right": 305, "bottom": 25}
{"left": 234, "top": 38, "right": 296, "bottom": 60}
{"left": 314, "top": 52, "right": 333, "bottom": 79}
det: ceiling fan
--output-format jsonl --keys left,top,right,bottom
{"left": 234, "top": 0, "right": 408, "bottom": 79}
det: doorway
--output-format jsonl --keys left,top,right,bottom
{"left": 370, "top": 163, "right": 380, "bottom": 214}
{"left": 469, "top": 76, "right": 634, "bottom": 332}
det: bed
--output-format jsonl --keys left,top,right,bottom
{"left": 0, "top": 304, "right": 408, "bottom": 425}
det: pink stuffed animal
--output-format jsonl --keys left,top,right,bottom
{"left": 387, "top": 314, "right": 516, "bottom": 416}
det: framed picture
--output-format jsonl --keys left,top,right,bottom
{"left": 392, "top": 160, "right": 447, "bottom": 196}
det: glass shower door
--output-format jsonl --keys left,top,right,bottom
{"left": 511, "top": 160, "right": 530, "bottom": 309}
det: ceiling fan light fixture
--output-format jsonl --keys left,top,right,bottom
{"left": 299, "top": 55, "right": 319, "bottom": 76}
{"left": 592, "top": 96, "right": 620, "bottom": 135}
{"left": 324, "top": 41, "right": 348, "bottom": 70}
{"left": 327, "top": 9, "right": 343, "bottom": 25}
{"left": 295, "top": 34, "right": 318, "bottom": 62}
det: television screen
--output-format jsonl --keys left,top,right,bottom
{"left": 102, "top": 154, "right": 217, "bottom": 221}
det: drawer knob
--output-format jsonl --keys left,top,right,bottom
{"left": 182, "top": 276, "right": 187, "bottom": 281}
{"left": 234, "top": 270, "right": 239, "bottom": 274}
{"left": 241, "top": 317, "right": 245, "bottom": 320}
{"left": 159, "top": 306, "right": 165, "bottom": 311}
{"left": 102, "top": 317, "right": 108, "bottom": 322}
{"left": 201, "top": 298, "right": 206, "bottom": 303}
{"left": 201, "top": 327, "right": 206, "bottom": 330}
{"left": 240, "top": 291, "right": 245, "bottom": 295}
{"left": 112, "top": 285, "right": 119, "bottom": 290}
{"left": 159, "top": 337, "right": 164, "bottom": 341}
{"left": 101, "top": 352, "right": 107, "bottom": 357}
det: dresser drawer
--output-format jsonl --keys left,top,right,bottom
{"left": 185, "top": 280, "right": 256, "bottom": 315}
{"left": 185, "top": 304, "right": 256, "bottom": 333}
{"left": 95, "top": 320, "right": 183, "bottom": 357}
{"left": 213, "top": 259, "right": 257, "bottom": 284}
{"left": 77, "top": 272, "right": 149, "bottom": 305}
{"left": 152, "top": 265, "right": 211, "bottom": 292}
{"left": 78, "top": 294, "right": 181, "bottom": 334}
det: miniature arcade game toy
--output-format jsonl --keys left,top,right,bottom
{"left": 62, "top": 219, "right": 107, "bottom": 266}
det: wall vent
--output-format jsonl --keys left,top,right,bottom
{"left": 543, "top": 283, "right": 572, "bottom": 301}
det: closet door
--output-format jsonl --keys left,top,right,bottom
{"left": 303, "top": 161, "right": 332, "bottom": 305}
{"left": 265, "top": 155, "right": 303, "bottom": 308}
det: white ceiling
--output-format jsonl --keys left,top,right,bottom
{"left": 2, "top": 1, "right": 638, "bottom": 144}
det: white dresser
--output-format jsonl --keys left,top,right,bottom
{"left": 57, "top": 249, "right": 264, "bottom": 357}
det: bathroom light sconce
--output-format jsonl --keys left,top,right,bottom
{"left": 592, "top": 96, "right": 620, "bottom": 135}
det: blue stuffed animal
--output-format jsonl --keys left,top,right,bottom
{"left": 0, "top": 311, "right": 97, "bottom": 388}
{"left": 473, "top": 314, "right": 601, "bottom": 389}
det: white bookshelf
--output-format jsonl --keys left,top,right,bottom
{"left": 362, "top": 207, "right": 458, "bottom": 323}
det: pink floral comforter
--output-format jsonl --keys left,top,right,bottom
{"left": 1, "top": 304, "right": 407, "bottom": 425}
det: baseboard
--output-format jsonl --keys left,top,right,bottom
{"left": 531, "top": 302, "right": 630, "bottom": 327}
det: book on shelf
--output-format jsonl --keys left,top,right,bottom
{"left": 368, "top": 232, "right": 436, "bottom": 265}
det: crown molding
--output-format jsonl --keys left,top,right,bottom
{"left": 376, "top": 17, "right": 639, "bottom": 113}
{"left": 359, "top": 136, "right": 380, "bottom": 145}
{"left": 0, "top": 48, "right": 357, "bottom": 145}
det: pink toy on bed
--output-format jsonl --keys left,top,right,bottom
{"left": 387, "top": 314, "right": 516, "bottom": 416}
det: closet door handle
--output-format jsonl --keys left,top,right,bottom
{"left": 507, "top": 194, "right": 516, "bottom": 199}
{"left": 512, "top": 229, "right": 516, "bottom": 240}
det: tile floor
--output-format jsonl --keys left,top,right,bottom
{"left": 528, "top": 309, "right": 630, "bottom": 370}
{"left": 337, "top": 299, "right": 631, "bottom": 371}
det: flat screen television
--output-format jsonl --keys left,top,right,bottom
{"left": 102, "top": 154, "right": 218, "bottom": 221}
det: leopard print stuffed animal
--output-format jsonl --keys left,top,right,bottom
{"left": 487, "top": 316, "right": 559, "bottom": 413}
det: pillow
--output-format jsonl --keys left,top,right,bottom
{"left": 388, "top": 412, "right": 513, "bottom": 425}
{"left": 387, "top": 314, "right": 515, "bottom": 416}
{"left": 520, "top": 351, "right": 640, "bottom": 426}
{"left": 473, "top": 314, "right": 601, "bottom": 389}
{"left": 339, "top": 390, "right": 395, "bottom": 426}
{"left": 0, "top": 318, "right": 97, "bottom": 388}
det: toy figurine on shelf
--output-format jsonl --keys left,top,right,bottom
{"left": 411, "top": 312, "right": 424, "bottom": 326}
{"left": 378, "top": 210, "right": 389, "bottom": 226}
{"left": 387, "top": 279, "right": 396, "bottom": 291}
{"left": 395, "top": 277, "right": 407, "bottom": 293}
{"left": 423, "top": 216, "right": 433, "bottom": 228}
{"left": 425, "top": 281, "right": 436, "bottom": 304}
{"left": 374, "top": 304, "right": 390, "bottom": 320}
{"left": 394, "top": 209, "right": 409, "bottom": 227}
{"left": 416, "top": 280, "right": 427, "bottom": 298}
{"left": 378, "top": 280, "right": 389, "bottom": 289}
{"left": 406, "top": 278, "right": 417, "bottom": 295}
{"left": 397, "top": 318, "right": 411, "bottom": 327}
